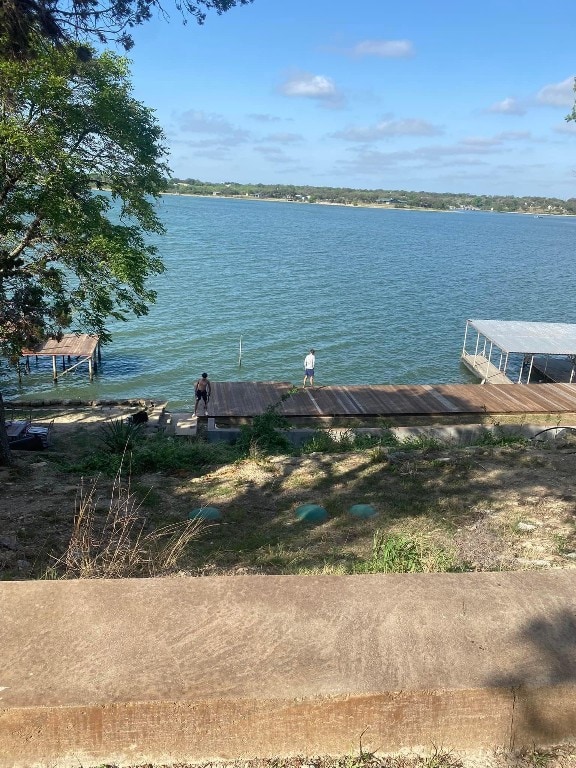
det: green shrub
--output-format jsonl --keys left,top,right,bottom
{"left": 129, "top": 436, "right": 237, "bottom": 474}
{"left": 236, "top": 406, "right": 292, "bottom": 456}
{"left": 98, "top": 418, "right": 144, "bottom": 453}
{"left": 66, "top": 435, "right": 238, "bottom": 476}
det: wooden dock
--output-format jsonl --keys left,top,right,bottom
{"left": 21, "top": 334, "right": 100, "bottom": 381}
{"left": 460, "top": 352, "right": 512, "bottom": 384}
{"left": 208, "top": 381, "right": 576, "bottom": 424}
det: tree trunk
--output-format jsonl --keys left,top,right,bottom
{"left": 0, "top": 392, "right": 12, "bottom": 466}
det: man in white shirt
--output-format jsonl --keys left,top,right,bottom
{"left": 303, "top": 348, "right": 316, "bottom": 387}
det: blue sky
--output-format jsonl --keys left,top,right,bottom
{"left": 124, "top": 0, "right": 576, "bottom": 197}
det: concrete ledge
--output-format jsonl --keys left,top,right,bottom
{"left": 1, "top": 573, "right": 576, "bottom": 767}
{"left": 206, "top": 422, "right": 573, "bottom": 447}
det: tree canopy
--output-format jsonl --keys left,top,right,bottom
{"left": 0, "top": 42, "right": 169, "bottom": 363}
{"left": 1, "top": 0, "right": 253, "bottom": 56}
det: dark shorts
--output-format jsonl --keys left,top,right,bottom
{"left": 196, "top": 390, "right": 207, "bottom": 402}
{"left": 305, "top": 368, "right": 314, "bottom": 376}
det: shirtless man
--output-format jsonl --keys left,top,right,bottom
{"left": 194, "top": 372, "right": 211, "bottom": 416}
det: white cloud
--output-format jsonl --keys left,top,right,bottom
{"left": 536, "top": 76, "right": 575, "bottom": 107}
{"left": 278, "top": 72, "right": 345, "bottom": 108}
{"left": 248, "top": 113, "right": 283, "bottom": 123}
{"left": 460, "top": 133, "right": 532, "bottom": 148}
{"left": 177, "top": 110, "right": 251, "bottom": 144}
{"left": 487, "top": 97, "right": 526, "bottom": 116}
{"left": 254, "top": 146, "right": 293, "bottom": 163}
{"left": 495, "top": 131, "right": 532, "bottom": 141}
{"left": 553, "top": 121, "right": 576, "bottom": 134}
{"left": 261, "top": 133, "right": 304, "bottom": 144}
{"left": 338, "top": 145, "right": 495, "bottom": 177}
{"left": 349, "top": 39, "right": 414, "bottom": 58}
{"left": 331, "top": 117, "right": 443, "bottom": 142}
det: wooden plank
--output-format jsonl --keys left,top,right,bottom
{"left": 22, "top": 334, "right": 99, "bottom": 359}
{"left": 206, "top": 381, "right": 576, "bottom": 421}
{"left": 461, "top": 352, "right": 512, "bottom": 384}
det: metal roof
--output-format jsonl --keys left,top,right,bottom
{"left": 468, "top": 320, "right": 576, "bottom": 355}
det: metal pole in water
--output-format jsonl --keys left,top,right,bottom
{"left": 238, "top": 335, "right": 242, "bottom": 368}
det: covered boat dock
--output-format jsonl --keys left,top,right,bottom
{"left": 461, "top": 320, "right": 576, "bottom": 384}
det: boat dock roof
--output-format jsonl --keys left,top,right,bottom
{"left": 462, "top": 320, "right": 576, "bottom": 384}
{"left": 467, "top": 320, "right": 576, "bottom": 355}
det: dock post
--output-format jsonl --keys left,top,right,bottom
{"left": 89, "top": 356, "right": 93, "bottom": 381}
{"left": 473, "top": 331, "right": 480, "bottom": 367}
{"left": 52, "top": 356, "right": 57, "bottom": 382}
{"left": 462, "top": 321, "right": 469, "bottom": 355}
{"left": 485, "top": 341, "right": 493, "bottom": 381}
{"left": 526, "top": 355, "right": 534, "bottom": 384}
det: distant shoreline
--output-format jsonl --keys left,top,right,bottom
{"left": 160, "top": 192, "right": 572, "bottom": 216}
{"left": 160, "top": 192, "right": 456, "bottom": 214}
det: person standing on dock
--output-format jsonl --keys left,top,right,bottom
{"left": 194, "top": 372, "right": 211, "bottom": 416}
{"left": 303, "top": 349, "right": 316, "bottom": 387}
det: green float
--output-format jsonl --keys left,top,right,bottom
{"left": 349, "top": 504, "right": 377, "bottom": 519}
{"left": 295, "top": 504, "right": 328, "bottom": 523}
{"left": 189, "top": 506, "right": 222, "bottom": 521}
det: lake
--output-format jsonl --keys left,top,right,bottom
{"left": 3, "top": 196, "right": 576, "bottom": 407}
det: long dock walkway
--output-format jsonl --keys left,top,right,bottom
{"left": 208, "top": 381, "right": 576, "bottom": 423}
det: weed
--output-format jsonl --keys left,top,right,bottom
{"left": 419, "top": 747, "right": 463, "bottom": 767}
{"left": 473, "top": 426, "right": 528, "bottom": 447}
{"left": 399, "top": 435, "right": 444, "bottom": 453}
{"left": 45, "top": 460, "right": 203, "bottom": 578}
{"left": 355, "top": 530, "right": 461, "bottom": 574}
{"left": 65, "top": 434, "right": 238, "bottom": 476}
{"left": 302, "top": 428, "right": 398, "bottom": 455}
{"left": 370, "top": 445, "right": 390, "bottom": 463}
{"left": 98, "top": 418, "right": 144, "bottom": 453}
{"left": 236, "top": 406, "right": 292, "bottom": 456}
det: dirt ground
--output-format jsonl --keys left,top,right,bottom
{"left": 2, "top": 405, "right": 576, "bottom": 579}
{"left": 3, "top": 408, "right": 576, "bottom": 766}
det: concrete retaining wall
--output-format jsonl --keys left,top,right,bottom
{"left": 206, "top": 422, "right": 575, "bottom": 447}
{"left": 1, "top": 572, "right": 576, "bottom": 767}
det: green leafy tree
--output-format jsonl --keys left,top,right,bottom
{"left": 1, "top": 0, "right": 254, "bottom": 56}
{"left": 0, "top": 42, "right": 169, "bottom": 463}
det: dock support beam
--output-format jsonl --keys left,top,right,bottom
{"left": 526, "top": 355, "right": 534, "bottom": 385}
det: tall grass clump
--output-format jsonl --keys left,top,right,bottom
{"left": 46, "top": 460, "right": 203, "bottom": 578}
{"left": 301, "top": 427, "right": 399, "bottom": 455}
{"left": 473, "top": 426, "right": 528, "bottom": 447}
{"left": 355, "top": 530, "right": 461, "bottom": 574}
{"left": 66, "top": 433, "right": 239, "bottom": 476}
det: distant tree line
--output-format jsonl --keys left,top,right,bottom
{"left": 166, "top": 179, "right": 576, "bottom": 215}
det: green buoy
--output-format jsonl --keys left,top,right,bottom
{"left": 349, "top": 504, "right": 377, "bottom": 519}
{"left": 295, "top": 504, "right": 328, "bottom": 523}
{"left": 189, "top": 506, "right": 222, "bottom": 521}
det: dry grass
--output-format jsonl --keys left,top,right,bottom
{"left": 2, "top": 408, "right": 576, "bottom": 579}
{"left": 45, "top": 455, "right": 203, "bottom": 579}
{"left": 98, "top": 743, "right": 576, "bottom": 768}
